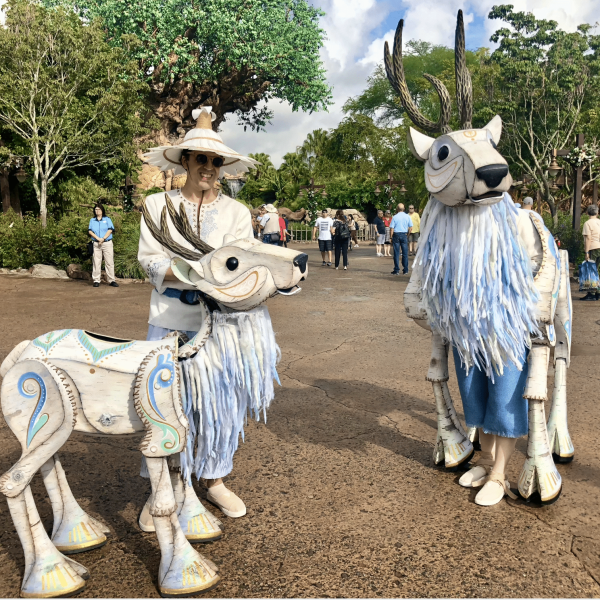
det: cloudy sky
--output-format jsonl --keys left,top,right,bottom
{"left": 220, "top": 0, "right": 600, "bottom": 167}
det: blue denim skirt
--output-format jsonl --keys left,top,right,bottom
{"left": 452, "top": 347, "right": 529, "bottom": 439}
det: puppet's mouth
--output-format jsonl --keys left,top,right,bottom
{"left": 471, "top": 191, "right": 504, "bottom": 202}
{"left": 277, "top": 285, "right": 301, "bottom": 296}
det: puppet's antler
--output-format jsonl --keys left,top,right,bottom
{"left": 455, "top": 10, "right": 473, "bottom": 130}
{"left": 384, "top": 19, "right": 452, "bottom": 134}
{"left": 164, "top": 194, "right": 214, "bottom": 254}
{"left": 141, "top": 199, "right": 212, "bottom": 262}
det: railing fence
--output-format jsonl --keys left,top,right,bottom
{"left": 285, "top": 224, "right": 377, "bottom": 243}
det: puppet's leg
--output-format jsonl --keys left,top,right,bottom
{"left": 5, "top": 486, "right": 87, "bottom": 598}
{"left": 518, "top": 345, "right": 562, "bottom": 503}
{"left": 547, "top": 360, "right": 574, "bottom": 463}
{"left": 429, "top": 334, "right": 473, "bottom": 469}
{"left": 145, "top": 456, "right": 220, "bottom": 597}
{"left": 139, "top": 457, "right": 223, "bottom": 542}
{"left": 40, "top": 454, "right": 109, "bottom": 554}
{"left": 467, "top": 426, "right": 480, "bottom": 450}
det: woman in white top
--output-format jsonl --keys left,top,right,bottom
{"left": 139, "top": 107, "right": 257, "bottom": 519}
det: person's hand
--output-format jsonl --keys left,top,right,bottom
{"left": 99, "top": 239, "right": 103, "bottom": 246}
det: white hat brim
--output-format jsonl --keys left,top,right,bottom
{"left": 142, "top": 129, "right": 259, "bottom": 176}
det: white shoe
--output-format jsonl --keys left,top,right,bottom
{"left": 206, "top": 482, "right": 246, "bottom": 518}
{"left": 344, "top": 266, "right": 347, "bottom": 270}
{"left": 336, "top": 267, "right": 339, "bottom": 270}
{"left": 459, "top": 454, "right": 494, "bottom": 488}
{"left": 474, "top": 472, "right": 517, "bottom": 506}
{"left": 355, "top": 244, "right": 359, "bottom": 248}
{"left": 459, "top": 465, "right": 489, "bottom": 488}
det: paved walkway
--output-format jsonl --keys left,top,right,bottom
{"left": 0, "top": 245, "right": 599, "bottom": 597}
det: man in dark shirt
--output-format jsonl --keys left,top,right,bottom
{"left": 373, "top": 210, "right": 386, "bottom": 257}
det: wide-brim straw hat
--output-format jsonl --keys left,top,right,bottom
{"left": 143, "top": 107, "right": 259, "bottom": 176}
{"left": 264, "top": 204, "right": 278, "bottom": 213}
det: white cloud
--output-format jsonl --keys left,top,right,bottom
{"left": 220, "top": 0, "right": 600, "bottom": 167}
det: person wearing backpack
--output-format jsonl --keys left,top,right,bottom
{"left": 331, "top": 209, "right": 350, "bottom": 270}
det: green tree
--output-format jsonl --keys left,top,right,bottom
{"left": 280, "top": 152, "right": 308, "bottom": 185}
{"left": 0, "top": 0, "right": 148, "bottom": 226}
{"left": 46, "top": 0, "right": 332, "bottom": 142}
{"left": 484, "top": 4, "right": 600, "bottom": 223}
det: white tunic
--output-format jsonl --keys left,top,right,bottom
{"left": 138, "top": 190, "right": 254, "bottom": 331}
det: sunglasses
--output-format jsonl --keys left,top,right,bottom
{"left": 193, "top": 153, "right": 224, "bottom": 168}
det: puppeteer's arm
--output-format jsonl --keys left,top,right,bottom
{"left": 138, "top": 199, "right": 179, "bottom": 290}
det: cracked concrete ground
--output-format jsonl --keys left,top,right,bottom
{"left": 0, "top": 245, "right": 599, "bottom": 598}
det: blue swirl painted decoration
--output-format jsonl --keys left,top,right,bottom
{"left": 19, "top": 373, "right": 48, "bottom": 447}
{"left": 147, "top": 353, "right": 175, "bottom": 421}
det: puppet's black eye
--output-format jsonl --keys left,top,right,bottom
{"left": 226, "top": 257, "right": 239, "bottom": 271}
{"left": 437, "top": 145, "right": 450, "bottom": 161}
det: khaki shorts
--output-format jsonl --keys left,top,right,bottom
{"left": 409, "top": 232, "right": 420, "bottom": 242}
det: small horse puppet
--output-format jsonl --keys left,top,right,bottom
{"left": 386, "top": 11, "right": 573, "bottom": 506}
{"left": 0, "top": 199, "right": 308, "bottom": 598}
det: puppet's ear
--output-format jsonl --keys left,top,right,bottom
{"left": 171, "top": 257, "right": 204, "bottom": 285}
{"left": 484, "top": 115, "right": 502, "bottom": 145}
{"left": 408, "top": 127, "right": 434, "bottom": 161}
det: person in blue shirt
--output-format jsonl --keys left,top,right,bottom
{"left": 88, "top": 203, "right": 118, "bottom": 288}
{"left": 389, "top": 203, "right": 413, "bottom": 275}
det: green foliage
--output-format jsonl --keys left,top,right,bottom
{"left": 0, "top": 210, "right": 144, "bottom": 278}
{"left": 0, "top": 0, "right": 151, "bottom": 225}
{"left": 45, "top": 0, "right": 332, "bottom": 133}
{"left": 57, "top": 176, "right": 118, "bottom": 213}
{"left": 482, "top": 5, "right": 600, "bottom": 217}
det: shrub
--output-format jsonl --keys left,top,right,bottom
{"left": 0, "top": 210, "right": 144, "bottom": 278}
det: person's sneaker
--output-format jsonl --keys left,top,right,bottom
{"left": 336, "top": 267, "right": 339, "bottom": 270}
{"left": 206, "top": 483, "right": 246, "bottom": 518}
{"left": 355, "top": 244, "right": 359, "bottom": 248}
{"left": 93, "top": 282, "right": 100, "bottom": 287}
{"left": 327, "top": 262, "right": 332, "bottom": 267}
{"left": 581, "top": 293, "right": 596, "bottom": 301}
{"left": 391, "top": 271, "right": 400, "bottom": 275}
{"left": 109, "top": 281, "right": 119, "bottom": 287}
{"left": 344, "top": 266, "right": 347, "bottom": 270}
{"left": 322, "top": 261, "right": 326, "bottom": 266}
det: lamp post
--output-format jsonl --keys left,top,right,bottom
{"left": 374, "top": 173, "right": 406, "bottom": 209}
{"left": 119, "top": 175, "right": 137, "bottom": 212}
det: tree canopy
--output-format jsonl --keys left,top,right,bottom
{"left": 45, "top": 0, "right": 333, "bottom": 142}
{"left": 0, "top": 0, "right": 149, "bottom": 225}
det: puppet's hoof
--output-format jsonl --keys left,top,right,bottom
{"left": 20, "top": 556, "right": 86, "bottom": 598}
{"left": 52, "top": 514, "right": 108, "bottom": 555}
{"left": 158, "top": 549, "right": 220, "bottom": 597}
{"left": 179, "top": 486, "right": 223, "bottom": 543}
{"left": 552, "top": 452, "right": 574, "bottom": 464}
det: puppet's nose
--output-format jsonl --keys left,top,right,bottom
{"left": 476, "top": 164, "right": 508, "bottom": 188}
{"left": 294, "top": 254, "right": 308, "bottom": 273}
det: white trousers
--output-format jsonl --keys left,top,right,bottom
{"left": 92, "top": 240, "right": 115, "bottom": 283}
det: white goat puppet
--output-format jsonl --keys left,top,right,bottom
{"left": 385, "top": 12, "right": 573, "bottom": 504}
{"left": 0, "top": 199, "right": 308, "bottom": 598}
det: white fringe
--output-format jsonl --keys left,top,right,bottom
{"left": 180, "top": 306, "right": 280, "bottom": 484}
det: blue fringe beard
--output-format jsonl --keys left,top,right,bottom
{"left": 413, "top": 193, "right": 540, "bottom": 380}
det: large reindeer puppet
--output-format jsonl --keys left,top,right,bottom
{"left": 387, "top": 11, "right": 573, "bottom": 505}
{"left": 0, "top": 199, "right": 308, "bottom": 598}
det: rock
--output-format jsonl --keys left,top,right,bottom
{"left": 30, "top": 264, "right": 69, "bottom": 279}
{"left": 0, "top": 268, "right": 10, "bottom": 274}
{"left": 67, "top": 264, "right": 92, "bottom": 281}
{"left": 137, "top": 163, "right": 166, "bottom": 192}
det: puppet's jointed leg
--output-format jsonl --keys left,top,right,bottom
{"left": 518, "top": 345, "right": 562, "bottom": 503}
{"left": 429, "top": 334, "right": 473, "bottom": 469}
{"left": 145, "top": 456, "right": 220, "bottom": 597}
{"left": 547, "top": 357, "right": 574, "bottom": 463}
{"left": 7, "top": 487, "right": 87, "bottom": 598}
{"left": 40, "top": 454, "right": 109, "bottom": 554}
